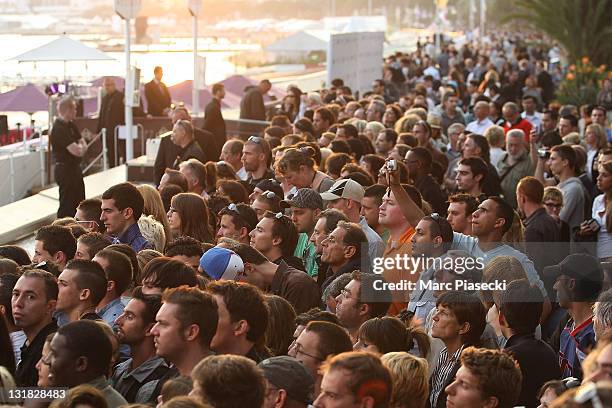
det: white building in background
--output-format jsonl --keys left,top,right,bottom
{"left": 28, "top": 0, "right": 110, "bottom": 14}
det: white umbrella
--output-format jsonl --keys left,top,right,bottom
{"left": 10, "top": 35, "right": 115, "bottom": 79}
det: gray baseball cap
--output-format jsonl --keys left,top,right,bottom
{"left": 258, "top": 356, "right": 315, "bottom": 404}
{"left": 280, "top": 188, "right": 324, "bottom": 210}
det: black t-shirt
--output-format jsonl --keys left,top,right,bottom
{"left": 50, "top": 118, "right": 82, "bottom": 165}
{"left": 16, "top": 320, "right": 58, "bottom": 386}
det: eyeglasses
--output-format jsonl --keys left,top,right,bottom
{"left": 294, "top": 343, "right": 323, "bottom": 361}
{"left": 543, "top": 202, "right": 562, "bottom": 209}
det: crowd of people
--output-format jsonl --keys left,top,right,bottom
{"left": 2, "top": 33, "right": 612, "bottom": 408}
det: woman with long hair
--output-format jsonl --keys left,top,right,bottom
{"left": 381, "top": 352, "right": 429, "bottom": 408}
{"left": 584, "top": 123, "right": 608, "bottom": 190}
{"left": 264, "top": 295, "right": 296, "bottom": 356}
{"left": 167, "top": 193, "right": 214, "bottom": 244}
{"left": 461, "top": 133, "right": 502, "bottom": 196}
{"left": 137, "top": 184, "right": 172, "bottom": 243}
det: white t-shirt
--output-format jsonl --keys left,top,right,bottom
{"left": 593, "top": 194, "right": 612, "bottom": 259}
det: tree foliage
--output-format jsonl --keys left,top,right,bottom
{"left": 504, "top": 0, "right": 612, "bottom": 66}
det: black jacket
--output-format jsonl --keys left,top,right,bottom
{"left": 97, "top": 90, "right": 125, "bottom": 134}
{"left": 145, "top": 80, "right": 171, "bottom": 117}
{"left": 203, "top": 98, "right": 226, "bottom": 161}
{"left": 153, "top": 128, "right": 211, "bottom": 185}
{"left": 504, "top": 333, "right": 561, "bottom": 408}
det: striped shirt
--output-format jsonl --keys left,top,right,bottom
{"left": 429, "top": 344, "right": 465, "bottom": 407}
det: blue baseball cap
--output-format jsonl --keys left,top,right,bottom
{"left": 199, "top": 247, "right": 244, "bottom": 280}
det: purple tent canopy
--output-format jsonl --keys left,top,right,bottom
{"left": 220, "top": 74, "right": 285, "bottom": 101}
{"left": 168, "top": 80, "right": 241, "bottom": 110}
{"left": 0, "top": 84, "right": 48, "bottom": 112}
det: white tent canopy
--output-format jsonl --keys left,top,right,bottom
{"left": 11, "top": 35, "right": 114, "bottom": 62}
{"left": 266, "top": 30, "right": 330, "bottom": 53}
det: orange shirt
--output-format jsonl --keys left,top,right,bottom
{"left": 382, "top": 227, "right": 422, "bottom": 315}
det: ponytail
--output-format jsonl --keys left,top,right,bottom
{"left": 405, "top": 326, "right": 430, "bottom": 359}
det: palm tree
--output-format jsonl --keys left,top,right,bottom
{"left": 505, "top": 0, "right": 612, "bottom": 66}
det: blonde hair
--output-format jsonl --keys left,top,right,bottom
{"left": 137, "top": 184, "right": 172, "bottom": 242}
{"left": 543, "top": 186, "right": 564, "bottom": 205}
{"left": 381, "top": 352, "right": 429, "bottom": 408}
{"left": 138, "top": 215, "right": 166, "bottom": 252}
{"left": 483, "top": 255, "right": 527, "bottom": 306}
{"left": 365, "top": 121, "right": 385, "bottom": 140}
{"left": 586, "top": 123, "right": 608, "bottom": 150}
{"left": 486, "top": 125, "right": 507, "bottom": 148}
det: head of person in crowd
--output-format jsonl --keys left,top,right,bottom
{"left": 313, "top": 107, "right": 335, "bottom": 136}
{"left": 506, "top": 129, "right": 527, "bottom": 159}
{"left": 243, "top": 136, "right": 272, "bottom": 174}
{"left": 446, "top": 193, "right": 478, "bottom": 235}
{"left": 310, "top": 209, "right": 349, "bottom": 256}
{"left": 463, "top": 134, "right": 490, "bottom": 163}
{"left": 92, "top": 248, "right": 132, "bottom": 304}
{"left": 288, "top": 308, "right": 340, "bottom": 354}
{"left": 137, "top": 248, "right": 163, "bottom": 272}
{"left": 558, "top": 114, "right": 578, "bottom": 138}
{"left": 412, "top": 120, "right": 433, "bottom": 147}
{"left": 258, "top": 355, "right": 314, "bottom": 408}
{"left": 217, "top": 180, "right": 249, "bottom": 204}
{"left": 336, "top": 123, "right": 359, "bottom": 141}
{"left": 496, "top": 279, "right": 544, "bottom": 342}
{"left": 168, "top": 193, "right": 214, "bottom": 244}
{"left": 546, "top": 253, "right": 603, "bottom": 308}
{"left": 249, "top": 211, "right": 299, "bottom": 263}
{"left": 456, "top": 157, "right": 487, "bottom": 197}
{"left": 412, "top": 213, "right": 453, "bottom": 259}
{"left": 590, "top": 105, "right": 608, "bottom": 127}
{"left": 75, "top": 198, "right": 104, "bottom": 232}
{"left": 178, "top": 159, "right": 207, "bottom": 196}
{"left": 0, "top": 270, "right": 19, "bottom": 332}
{"left": 314, "top": 351, "right": 392, "bottom": 408}
{"left": 536, "top": 379, "right": 580, "bottom": 408}
{"left": 141, "top": 257, "right": 198, "bottom": 295}
{"left": 33, "top": 225, "right": 76, "bottom": 270}
{"left": 11, "top": 269, "right": 57, "bottom": 341}
{"left": 291, "top": 320, "right": 353, "bottom": 397}
{"left": 160, "top": 169, "right": 189, "bottom": 193}
{"left": 516, "top": 176, "right": 545, "bottom": 217}
{"left": 252, "top": 190, "right": 282, "bottom": 221}
{"left": 150, "top": 286, "right": 218, "bottom": 376}
{"left": 366, "top": 99, "right": 386, "bottom": 123}
{"left": 355, "top": 316, "right": 430, "bottom": 358}
{"left": 207, "top": 280, "right": 269, "bottom": 359}
{"left": 197, "top": 245, "right": 243, "bottom": 281}
{"left": 325, "top": 152, "right": 353, "bottom": 180}
{"left": 0, "top": 245, "right": 31, "bottom": 266}
{"left": 103, "top": 243, "right": 139, "bottom": 287}
{"left": 321, "top": 179, "right": 364, "bottom": 222}
{"left": 540, "top": 109, "right": 559, "bottom": 134}
{"left": 249, "top": 178, "right": 284, "bottom": 205}
{"left": 335, "top": 270, "right": 391, "bottom": 342}
{"left": 375, "top": 129, "right": 398, "bottom": 156}
{"left": 216, "top": 203, "right": 258, "bottom": 245}
{"left": 115, "top": 286, "right": 161, "bottom": 350}
{"left": 381, "top": 352, "right": 429, "bottom": 408}
{"left": 548, "top": 144, "right": 578, "bottom": 179}
{"left": 275, "top": 147, "right": 321, "bottom": 189}
{"left": 56, "top": 259, "right": 107, "bottom": 322}
{"left": 47, "top": 320, "right": 113, "bottom": 387}
{"left": 502, "top": 101, "right": 521, "bottom": 125}
{"left": 74, "top": 232, "right": 111, "bottom": 261}
{"left": 379, "top": 183, "right": 423, "bottom": 232}
{"left": 445, "top": 347, "right": 522, "bottom": 408}
{"left": 157, "top": 376, "right": 194, "bottom": 407}
{"left": 35, "top": 332, "right": 54, "bottom": 387}
{"left": 432, "top": 291, "right": 487, "bottom": 350}
{"left": 191, "top": 354, "right": 266, "bottom": 408}
{"left": 593, "top": 289, "right": 612, "bottom": 340}
{"left": 263, "top": 294, "right": 296, "bottom": 357}
{"left": 404, "top": 146, "right": 431, "bottom": 181}
{"left": 471, "top": 197, "right": 515, "bottom": 242}
{"left": 281, "top": 188, "right": 324, "bottom": 235}
{"left": 171, "top": 120, "right": 196, "bottom": 150}
{"left": 361, "top": 184, "right": 387, "bottom": 234}
{"left": 220, "top": 139, "right": 245, "bottom": 174}
{"left": 320, "top": 221, "right": 366, "bottom": 274}
{"left": 585, "top": 123, "right": 608, "bottom": 152}
{"left": 101, "top": 182, "right": 145, "bottom": 237}
{"left": 165, "top": 236, "right": 205, "bottom": 270}
{"left": 472, "top": 100, "right": 490, "bottom": 122}
{"left": 542, "top": 186, "right": 564, "bottom": 221}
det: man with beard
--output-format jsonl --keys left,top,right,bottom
{"left": 497, "top": 129, "right": 535, "bottom": 208}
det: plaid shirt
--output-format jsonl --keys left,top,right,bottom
{"left": 112, "top": 223, "right": 152, "bottom": 252}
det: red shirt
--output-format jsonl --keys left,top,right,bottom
{"left": 504, "top": 118, "right": 533, "bottom": 142}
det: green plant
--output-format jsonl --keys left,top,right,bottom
{"left": 504, "top": 0, "right": 612, "bottom": 67}
{"left": 556, "top": 57, "right": 609, "bottom": 106}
